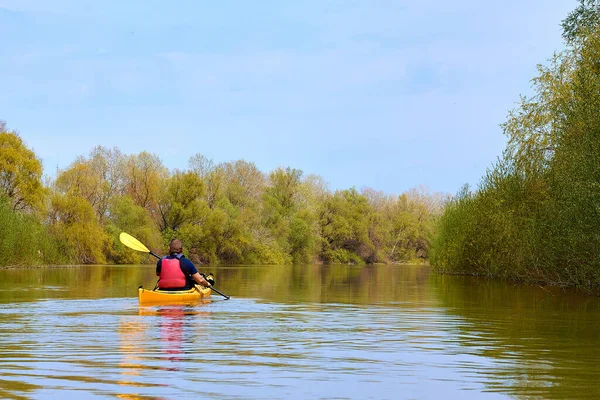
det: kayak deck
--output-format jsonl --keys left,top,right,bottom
{"left": 138, "top": 285, "right": 212, "bottom": 305}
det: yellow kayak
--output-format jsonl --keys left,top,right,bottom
{"left": 138, "top": 285, "right": 212, "bottom": 305}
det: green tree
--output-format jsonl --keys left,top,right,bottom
{"left": 289, "top": 174, "right": 328, "bottom": 264}
{"left": 124, "top": 151, "right": 167, "bottom": 211}
{"left": 188, "top": 153, "right": 214, "bottom": 178}
{"left": 542, "top": 28, "right": 600, "bottom": 290}
{"left": 55, "top": 159, "right": 103, "bottom": 207}
{"left": 106, "top": 195, "right": 161, "bottom": 264}
{"left": 0, "top": 196, "right": 64, "bottom": 266}
{"left": 262, "top": 167, "right": 304, "bottom": 263}
{"left": 54, "top": 146, "right": 126, "bottom": 221}
{"left": 48, "top": 193, "right": 109, "bottom": 264}
{"left": 0, "top": 124, "right": 44, "bottom": 212}
{"left": 221, "top": 160, "right": 265, "bottom": 208}
{"left": 562, "top": 0, "right": 600, "bottom": 44}
{"left": 87, "top": 146, "right": 126, "bottom": 219}
{"left": 363, "top": 186, "right": 444, "bottom": 263}
{"left": 431, "top": 6, "right": 600, "bottom": 293}
{"left": 158, "top": 171, "right": 208, "bottom": 232}
{"left": 320, "top": 188, "right": 381, "bottom": 264}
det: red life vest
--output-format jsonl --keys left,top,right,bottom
{"left": 158, "top": 258, "right": 187, "bottom": 289}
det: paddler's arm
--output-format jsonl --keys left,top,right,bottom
{"left": 156, "top": 258, "right": 162, "bottom": 276}
{"left": 191, "top": 272, "right": 211, "bottom": 287}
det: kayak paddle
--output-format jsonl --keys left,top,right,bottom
{"left": 119, "top": 232, "right": 231, "bottom": 300}
{"left": 119, "top": 232, "right": 161, "bottom": 259}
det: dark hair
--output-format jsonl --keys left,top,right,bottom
{"left": 169, "top": 239, "right": 183, "bottom": 255}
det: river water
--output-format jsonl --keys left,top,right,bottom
{"left": 0, "top": 264, "right": 599, "bottom": 399}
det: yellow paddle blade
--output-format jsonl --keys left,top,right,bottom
{"left": 119, "top": 232, "right": 150, "bottom": 253}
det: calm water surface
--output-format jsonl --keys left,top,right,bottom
{"left": 0, "top": 264, "right": 599, "bottom": 399}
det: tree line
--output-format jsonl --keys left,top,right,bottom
{"left": 0, "top": 123, "right": 446, "bottom": 266}
{"left": 430, "top": 0, "right": 600, "bottom": 294}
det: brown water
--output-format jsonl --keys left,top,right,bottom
{"left": 0, "top": 264, "right": 599, "bottom": 399}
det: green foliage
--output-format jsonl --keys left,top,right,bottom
{"left": 55, "top": 146, "right": 126, "bottom": 222}
{"left": 0, "top": 123, "right": 445, "bottom": 267}
{"left": 0, "top": 196, "right": 65, "bottom": 266}
{"left": 320, "top": 188, "right": 380, "bottom": 264}
{"left": 0, "top": 125, "right": 44, "bottom": 212}
{"left": 387, "top": 194, "right": 426, "bottom": 262}
{"left": 562, "top": 0, "right": 600, "bottom": 44}
{"left": 261, "top": 167, "right": 303, "bottom": 263}
{"left": 48, "top": 194, "right": 109, "bottom": 264}
{"left": 289, "top": 211, "right": 317, "bottom": 264}
{"left": 541, "top": 30, "right": 600, "bottom": 290}
{"left": 55, "top": 160, "right": 103, "bottom": 208}
{"left": 221, "top": 160, "right": 265, "bottom": 208}
{"left": 431, "top": 13, "right": 600, "bottom": 293}
{"left": 260, "top": 167, "right": 327, "bottom": 264}
{"left": 123, "top": 151, "right": 168, "bottom": 211}
{"left": 158, "top": 171, "right": 207, "bottom": 231}
{"left": 105, "top": 195, "right": 161, "bottom": 264}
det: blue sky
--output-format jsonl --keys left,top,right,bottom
{"left": 0, "top": 0, "right": 577, "bottom": 195}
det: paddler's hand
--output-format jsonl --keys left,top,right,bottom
{"left": 192, "top": 272, "right": 211, "bottom": 287}
{"left": 199, "top": 276, "right": 211, "bottom": 287}
{"left": 200, "top": 273, "right": 215, "bottom": 287}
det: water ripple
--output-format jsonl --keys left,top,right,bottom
{"left": 0, "top": 297, "right": 514, "bottom": 399}
{"left": 1, "top": 263, "right": 599, "bottom": 399}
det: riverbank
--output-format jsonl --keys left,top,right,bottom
{"left": 430, "top": 10, "right": 600, "bottom": 297}
{"left": 0, "top": 265, "right": 84, "bottom": 270}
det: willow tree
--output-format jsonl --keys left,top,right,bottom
{"left": 55, "top": 146, "right": 127, "bottom": 222}
{"left": 0, "top": 125, "right": 44, "bottom": 212}
{"left": 320, "top": 188, "right": 383, "bottom": 264}
{"left": 55, "top": 159, "right": 103, "bottom": 209}
{"left": 562, "top": 0, "right": 600, "bottom": 44}
{"left": 48, "top": 193, "right": 109, "bottom": 264}
{"left": 124, "top": 151, "right": 168, "bottom": 211}
{"left": 292, "top": 174, "right": 329, "bottom": 264}
{"left": 106, "top": 195, "right": 161, "bottom": 264}
{"left": 431, "top": 3, "right": 600, "bottom": 292}
{"left": 543, "top": 28, "right": 600, "bottom": 290}
{"left": 261, "top": 167, "right": 307, "bottom": 263}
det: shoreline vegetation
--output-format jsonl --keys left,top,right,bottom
{"left": 431, "top": 1, "right": 600, "bottom": 296}
{"left": 0, "top": 259, "right": 430, "bottom": 269}
{"left": 0, "top": 120, "right": 445, "bottom": 269}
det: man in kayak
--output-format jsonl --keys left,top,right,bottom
{"left": 156, "top": 239, "right": 211, "bottom": 290}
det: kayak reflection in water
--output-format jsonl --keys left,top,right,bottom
{"left": 159, "top": 306, "right": 185, "bottom": 364}
{"left": 156, "top": 306, "right": 210, "bottom": 366}
{"left": 156, "top": 239, "right": 213, "bottom": 291}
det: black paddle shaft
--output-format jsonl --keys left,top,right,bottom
{"left": 209, "top": 286, "right": 230, "bottom": 300}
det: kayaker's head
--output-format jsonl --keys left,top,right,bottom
{"left": 169, "top": 239, "right": 183, "bottom": 255}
